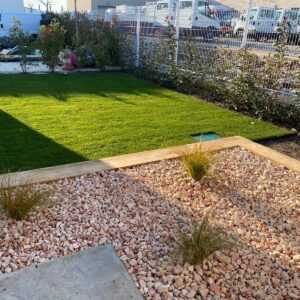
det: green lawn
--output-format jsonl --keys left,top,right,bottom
{"left": 0, "top": 72, "right": 290, "bottom": 173}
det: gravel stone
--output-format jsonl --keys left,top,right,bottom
{"left": 0, "top": 147, "right": 299, "bottom": 299}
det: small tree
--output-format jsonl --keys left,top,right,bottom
{"left": 274, "top": 19, "right": 289, "bottom": 58}
{"left": 259, "top": 19, "right": 290, "bottom": 90}
{"left": 10, "top": 19, "right": 33, "bottom": 73}
{"left": 38, "top": 20, "right": 65, "bottom": 72}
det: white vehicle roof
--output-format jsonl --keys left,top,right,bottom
{"left": 250, "top": 6, "right": 276, "bottom": 11}
{"left": 116, "top": 5, "right": 138, "bottom": 13}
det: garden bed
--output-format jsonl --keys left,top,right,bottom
{"left": 261, "top": 135, "right": 300, "bottom": 161}
{"left": 0, "top": 147, "right": 299, "bottom": 299}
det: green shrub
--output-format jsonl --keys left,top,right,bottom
{"left": 38, "top": 20, "right": 65, "bottom": 72}
{"left": 76, "top": 45, "right": 96, "bottom": 67}
{"left": 92, "top": 46, "right": 109, "bottom": 69}
{"left": 10, "top": 19, "right": 34, "bottom": 73}
{"left": 227, "top": 74, "right": 269, "bottom": 116}
{"left": 0, "top": 177, "right": 49, "bottom": 220}
{"left": 130, "top": 26, "right": 300, "bottom": 131}
{"left": 175, "top": 215, "right": 235, "bottom": 265}
{"left": 181, "top": 145, "right": 212, "bottom": 181}
{"left": 54, "top": 12, "right": 76, "bottom": 48}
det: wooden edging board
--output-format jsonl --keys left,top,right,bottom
{"left": 1, "top": 136, "right": 299, "bottom": 188}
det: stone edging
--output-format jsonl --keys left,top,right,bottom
{"left": 1, "top": 136, "right": 299, "bottom": 188}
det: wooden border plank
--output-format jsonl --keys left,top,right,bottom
{"left": 0, "top": 136, "right": 298, "bottom": 188}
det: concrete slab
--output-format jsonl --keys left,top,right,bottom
{"left": 0, "top": 245, "right": 143, "bottom": 300}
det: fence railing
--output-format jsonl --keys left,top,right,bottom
{"left": 114, "top": 3, "right": 300, "bottom": 98}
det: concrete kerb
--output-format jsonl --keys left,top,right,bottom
{"left": 0, "top": 136, "right": 299, "bottom": 188}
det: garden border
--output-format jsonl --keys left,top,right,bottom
{"left": 1, "top": 136, "right": 299, "bottom": 188}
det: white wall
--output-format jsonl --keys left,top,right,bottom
{"left": 0, "top": 0, "right": 24, "bottom": 12}
{"left": 218, "top": 0, "right": 300, "bottom": 11}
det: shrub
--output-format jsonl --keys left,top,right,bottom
{"left": 128, "top": 27, "right": 300, "bottom": 130}
{"left": 76, "top": 45, "right": 96, "bottom": 68}
{"left": 54, "top": 13, "right": 121, "bottom": 68}
{"left": 92, "top": 46, "right": 108, "bottom": 69}
{"left": 181, "top": 145, "right": 212, "bottom": 181}
{"left": 0, "top": 177, "right": 49, "bottom": 220}
{"left": 227, "top": 73, "right": 269, "bottom": 117}
{"left": 9, "top": 19, "right": 34, "bottom": 73}
{"left": 90, "top": 21, "right": 120, "bottom": 68}
{"left": 54, "top": 12, "right": 76, "bottom": 48}
{"left": 175, "top": 215, "right": 235, "bottom": 265}
{"left": 38, "top": 20, "right": 65, "bottom": 72}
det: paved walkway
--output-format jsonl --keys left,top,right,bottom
{"left": 0, "top": 245, "right": 143, "bottom": 300}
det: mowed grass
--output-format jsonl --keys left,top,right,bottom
{"left": 0, "top": 72, "right": 290, "bottom": 173}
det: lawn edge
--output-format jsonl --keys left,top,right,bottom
{"left": 1, "top": 136, "right": 299, "bottom": 188}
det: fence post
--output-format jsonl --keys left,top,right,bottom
{"left": 136, "top": 7, "right": 141, "bottom": 68}
{"left": 241, "top": 0, "right": 253, "bottom": 48}
{"left": 174, "top": 0, "right": 180, "bottom": 65}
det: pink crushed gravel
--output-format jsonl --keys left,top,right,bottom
{"left": 0, "top": 147, "right": 299, "bottom": 299}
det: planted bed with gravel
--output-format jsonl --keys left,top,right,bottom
{"left": 0, "top": 147, "right": 299, "bottom": 299}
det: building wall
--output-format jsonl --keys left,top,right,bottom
{"left": 68, "top": 0, "right": 146, "bottom": 19}
{"left": 91, "top": 0, "right": 145, "bottom": 10}
{"left": 0, "top": 0, "right": 24, "bottom": 12}
{"left": 68, "top": 0, "right": 146, "bottom": 12}
{"left": 67, "top": 0, "right": 92, "bottom": 12}
{"left": 68, "top": 0, "right": 300, "bottom": 14}
{"left": 218, "top": 0, "right": 300, "bottom": 11}
{"left": 92, "top": 0, "right": 146, "bottom": 18}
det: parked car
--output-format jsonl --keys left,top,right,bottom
{"left": 0, "top": 46, "right": 41, "bottom": 62}
{"left": 0, "top": 46, "right": 40, "bottom": 55}
{"left": 0, "top": 36, "right": 16, "bottom": 50}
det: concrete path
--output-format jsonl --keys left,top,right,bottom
{"left": 0, "top": 245, "right": 143, "bottom": 300}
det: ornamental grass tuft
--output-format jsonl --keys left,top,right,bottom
{"left": 175, "top": 215, "right": 235, "bottom": 265}
{"left": 181, "top": 144, "right": 213, "bottom": 181}
{"left": 0, "top": 176, "right": 50, "bottom": 220}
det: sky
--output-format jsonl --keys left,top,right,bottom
{"left": 24, "top": 0, "right": 66, "bottom": 12}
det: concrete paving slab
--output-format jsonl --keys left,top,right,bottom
{"left": 0, "top": 245, "right": 143, "bottom": 300}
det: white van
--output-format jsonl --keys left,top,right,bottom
{"left": 233, "top": 6, "right": 276, "bottom": 37}
{"left": 152, "top": 0, "right": 220, "bottom": 30}
{"left": 273, "top": 8, "right": 300, "bottom": 44}
{"left": 182, "top": 0, "right": 220, "bottom": 30}
{"left": 199, "top": 0, "right": 237, "bottom": 26}
{"left": 107, "top": 0, "right": 220, "bottom": 34}
{"left": 297, "top": 11, "right": 300, "bottom": 34}
{"left": 275, "top": 8, "right": 299, "bottom": 34}
{"left": 0, "top": 11, "right": 41, "bottom": 37}
{"left": 292, "top": 11, "right": 300, "bottom": 44}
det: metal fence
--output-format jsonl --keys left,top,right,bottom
{"left": 113, "top": 0, "right": 300, "bottom": 98}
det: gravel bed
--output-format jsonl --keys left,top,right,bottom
{"left": 261, "top": 135, "right": 300, "bottom": 161}
{"left": 0, "top": 147, "right": 299, "bottom": 299}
